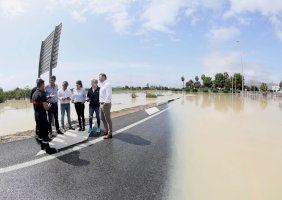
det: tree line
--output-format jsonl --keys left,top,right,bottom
{"left": 181, "top": 73, "right": 282, "bottom": 93}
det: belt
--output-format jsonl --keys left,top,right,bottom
{"left": 33, "top": 101, "right": 43, "bottom": 105}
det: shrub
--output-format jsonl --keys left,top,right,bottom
{"left": 146, "top": 93, "right": 157, "bottom": 98}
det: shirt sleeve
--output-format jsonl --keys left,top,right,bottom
{"left": 105, "top": 84, "right": 112, "bottom": 103}
{"left": 57, "top": 90, "right": 63, "bottom": 101}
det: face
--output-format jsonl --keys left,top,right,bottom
{"left": 39, "top": 83, "right": 45, "bottom": 91}
{"left": 50, "top": 78, "right": 55, "bottom": 85}
{"left": 62, "top": 83, "right": 68, "bottom": 90}
{"left": 99, "top": 75, "right": 105, "bottom": 83}
{"left": 91, "top": 81, "right": 97, "bottom": 88}
{"left": 76, "top": 83, "right": 81, "bottom": 90}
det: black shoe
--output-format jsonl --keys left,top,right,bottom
{"left": 78, "top": 128, "right": 83, "bottom": 131}
{"left": 41, "top": 143, "right": 57, "bottom": 154}
{"left": 69, "top": 127, "right": 75, "bottom": 130}
{"left": 57, "top": 130, "right": 64, "bottom": 134}
{"left": 82, "top": 127, "right": 85, "bottom": 131}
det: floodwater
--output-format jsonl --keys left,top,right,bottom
{"left": 167, "top": 94, "right": 282, "bottom": 200}
{"left": 0, "top": 91, "right": 180, "bottom": 137}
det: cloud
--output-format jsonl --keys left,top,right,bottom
{"left": 201, "top": 51, "right": 272, "bottom": 82}
{"left": 0, "top": 0, "right": 26, "bottom": 17}
{"left": 87, "top": 0, "right": 133, "bottom": 33}
{"left": 225, "top": 0, "right": 282, "bottom": 41}
{"left": 71, "top": 9, "right": 87, "bottom": 23}
{"left": 207, "top": 26, "right": 240, "bottom": 44}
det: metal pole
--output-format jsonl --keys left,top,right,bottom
{"left": 236, "top": 41, "right": 244, "bottom": 93}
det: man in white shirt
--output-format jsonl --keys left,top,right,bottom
{"left": 58, "top": 81, "right": 74, "bottom": 130}
{"left": 99, "top": 73, "right": 113, "bottom": 139}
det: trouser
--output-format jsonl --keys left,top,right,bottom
{"left": 60, "top": 103, "right": 72, "bottom": 129}
{"left": 75, "top": 102, "right": 85, "bottom": 129}
{"left": 34, "top": 113, "right": 39, "bottom": 136}
{"left": 100, "top": 103, "right": 112, "bottom": 134}
{"left": 34, "top": 111, "right": 49, "bottom": 143}
{"left": 89, "top": 106, "right": 100, "bottom": 128}
{"left": 47, "top": 102, "right": 60, "bottom": 134}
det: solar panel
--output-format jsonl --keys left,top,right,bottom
{"left": 38, "top": 23, "right": 62, "bottom": 77}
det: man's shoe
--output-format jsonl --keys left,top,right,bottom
{"left": 96, "top": 128, "right": 101, "bottom": 135}
{"left": 45, "top": 145, "right": 57, "bottom": 154}
{"left": 69, "top": 127, "right": 75, "bottom": 130}
{"left": 103, "top": 131, "right": 108, "bottom": 136}
{"left": 57, "top": 130, "right": 64, "bottom": 134}
{"left": 82, "top": 127, "right": 85, "bottom": 131}
{"left": 88, "top": 128, "right": 93, "bottom": 134}
{"left": 78, "top": 128, "right": 83, "bottom": 131}
{"left": 103, "top": 134, "right": 112, "bottom": 139}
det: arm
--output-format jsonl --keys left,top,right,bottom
{"left": 105, "top": 84, "right": 112, "bottom": 103}
{"left": 43, "top": 102, "right": 51, "bottom": 110}
{"left": 57, "top": 90, "right": 64, "bottom": 101}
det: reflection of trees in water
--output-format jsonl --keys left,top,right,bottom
{"left": 0, "top": 100, "right": 30, "bottom": 113}
{"left": 213, "top": 94, "right": 230, "bottom": 113}
{"left": 232, "top": 95, "right": 244, "bottom": 113}
{"left": 186, "top": 94, "right": 245, "bottom": 113}
{"left": 260, "top": 97, "right": 268, "bottom": 110}
{"left": 201, "top": 94, "right": 212, "bottom": 109}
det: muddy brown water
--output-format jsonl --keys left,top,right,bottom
{"left": 167, "top": 94, "right": 282, "bottom": 200}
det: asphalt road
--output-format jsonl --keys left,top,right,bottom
{"left": 0, "top": 104, "right": 173, "bottom": 200}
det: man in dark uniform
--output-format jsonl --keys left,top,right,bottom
{"left": 30, "top": 80, "right": 39, "bottom": 141}
{"left": 32, "top": 79, "right": 57, "bottom": 154}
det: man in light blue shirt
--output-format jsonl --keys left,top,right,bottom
{"left": 45, "top": 75, "right": 63, "bottom": 135}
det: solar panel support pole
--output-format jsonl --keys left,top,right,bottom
{"left": 49, "top": 25, "right": 59, "bottom": 79}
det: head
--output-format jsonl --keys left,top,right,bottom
{"left": 91, "top": 79, "right": 98, "bottom": 89}
{"left": 36, "top": 79, "right": 45, "bottom": 91}
{"left": 62, "top": 81, "right": 68, "bottom": 90}
{"left": 49, "top": 75, "right": 56, "bottom": 86}
{"left": 99, "top": 73, "right": 107, "bottom": 83}
{"left": 76, "top": 80, "right": 83, "bottom": 90}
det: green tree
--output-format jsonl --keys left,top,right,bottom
{"left": 250, "top": 85, "right": 259, "bottom": 92}
{"left": 233, "top": 73, "right": 244, "bottom": 91}
{"left": 214, "top": 73, "right": 225, "bottom": 88}
{"left": 260, "top": 83, "right": 268, "bottom": 92}
{"left": 181, "top": 76, "right": 185, "bottom": 89}
{"left": 186, "top": 79, "right": 194, "bottom": 89}
{"left": 194, "top": 76, "right": 201, "bottom": 89}
{"left": 202, "top": 76, "right": 213, "bottom": 88}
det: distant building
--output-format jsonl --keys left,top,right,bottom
{"left": 271, "top": 85, "right": 280, "bottom": 92}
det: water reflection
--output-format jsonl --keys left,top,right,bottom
{"left": 167, "top": 94, "right": 282, "bottom": 200}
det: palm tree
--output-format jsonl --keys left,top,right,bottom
{"left": 181, "top": 76, "right": 185, "bottom": 89}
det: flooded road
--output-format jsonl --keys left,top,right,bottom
{"left": 0, "top": 91, "right": 180, "bottom": 137}
{"left": 167, "top": 94, "right": 282, "bottom": 200}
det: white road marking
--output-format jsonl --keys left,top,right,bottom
{"left": 145, "top": 107, "right": 160, "bottom": 115}
{"left": 36, "top": 131, "right": 89, "bottom": 156}
{"left": 0, "top": 107, "right": 169, "bottom": 174}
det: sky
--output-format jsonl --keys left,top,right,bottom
{"left": 0, "top": 0, "right": 281, "bottom": 90}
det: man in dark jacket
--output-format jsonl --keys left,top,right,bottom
{"left": 87, "top": 79, "right": 101, "bottom": 135}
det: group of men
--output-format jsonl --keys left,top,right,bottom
{"left": 30, "top": 73, "right": 113, "bottom": 154}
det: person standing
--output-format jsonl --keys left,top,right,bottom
{"left": 58, "top": 81, "right": 74, "bottom": 131}
{"left": 30, "top": 79, "right": 39, "bottom": 140}
{"left": 99, "top": 73, "right": 113, "bottom": 139}
{"left": 32, "top": 79, "right": 57, "bottom": 154}
{"left": 45, "top": 75, "right": 63, "bottom": 135}
{"left": 72, "top": 80, "right": 86, "bottom": 131}
{"left": 87, "top": 79, "right": 101, "bottom": 135}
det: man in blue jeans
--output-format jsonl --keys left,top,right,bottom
{"left": 87, "top": 79, "right": 101, "bottom": 135}
{"left": 58, "top": 81, "right": 74, "bottom": 131}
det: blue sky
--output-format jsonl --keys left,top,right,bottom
{"left": 0, "top": 0, "right": 281, "bottom": 90}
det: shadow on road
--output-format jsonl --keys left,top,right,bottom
{"left": 57, "top": 151, "right": 90, "bottom": 166}
{"left": 114, "top": 133, "right": 151, "bottom": 146}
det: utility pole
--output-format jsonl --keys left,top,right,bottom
{"left": 236, "top": 40, "right": 244, "bottom": 93}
